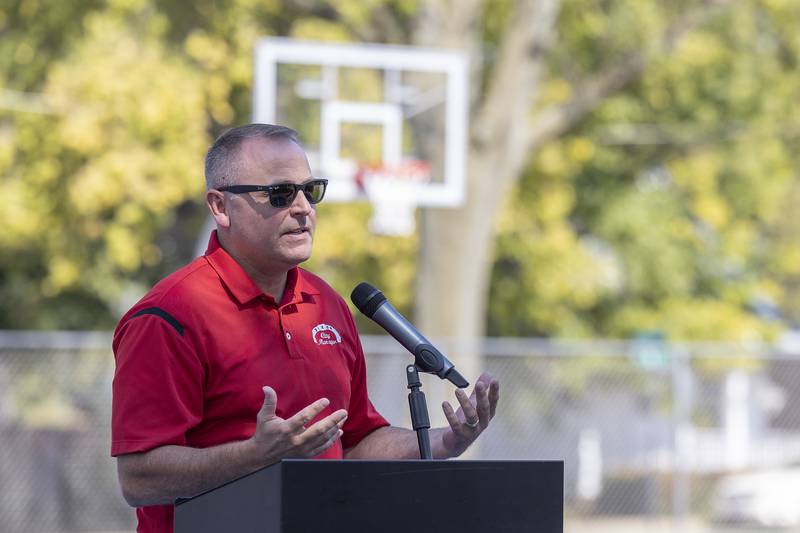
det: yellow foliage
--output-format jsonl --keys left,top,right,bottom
{"left": 693, "top": 194, "right": 730, "bottom": 230}
{"left": 58, "top": 107, "right": 106, "bottom": 153}
{"left": 609, "top": 298, "right": 775, "bottom": 343}
{"left": 46, "top": 256, "right": 81, "bottom": 292}
{"left": 675, "top": 32, "right": 724, "bottom": 68}
{"left": 775, "top": 246, "right": 800, "bottom": 275}
{"left": 567, "top": 137, "right": 595, "bottom": 163}
{"left": 537, "top": 143, "right": 568, "bottom": 175}
{"left": 28, "top": 158, "right": 61, "bottom": 186}
{"left": 14, "top": 41, "right": 35, "bottom": 65}
{"left": 185, "top": 31, "right": 231, "bottom": 70}
{"left": 308, "top": 202, "right": 417, "bottom": 313}
{"left": 109, "top": 0, "right": 148, "bottom": 11}
{"left": 1, "top": 179, "right": 44, "bottom": 245}
{"left": 723, "top": 221, "right": 756, "bottom": 259}
{"left": 763, "top": 0, "right": 794, "bottom": 8}
{"left": 0, "top": 127, "right": 13, "bottom": 171}
{"left": 117, "top": 204, "right": 144, "bottom": 226}
{"left": 669, "top": 219, "right": 698, "bottom": 243}
{"left": 332, "top": 0, "right": 383, "bottom": 28}
{"left": 669, "top": 151, "right": 722, "bottom": 194}
{"left": 3, "top": 0, "right": 799, "bottom": 341}
{"left": 644, "top": 82, "right": 671, "bottom": 111}
{"left": 660, "top": 298, "right": 770, "bottom": 342}
{"left": 69, "top": 158, "right": 127, "bottom": 215}
{"left": 536, "top": 184, "right": 575, "bottom": 223}
{"left": 208, "top": 74, "right": 235, "bottom": 124}
{"left": 2, "top": 8, "right": 212, "bottom": 312}
{"left": 106, "top": 226, "right": 141, "bottom": 272}
{"left": 291, "top": 18, "right": 353, "bottom": 42}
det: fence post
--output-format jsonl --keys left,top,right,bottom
{"left": 671, "top": 345, "right": 692, "bottom": 529}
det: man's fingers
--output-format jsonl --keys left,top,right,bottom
{"left": 286, "top": 397, "right": 331, "bottom": 432}
{"left": 475, "top": 381, "right": 491, "bottom": 425}
{"left": 298, "top": 409, "right": 348, "bottom": 440}
{"left": 307, "top": 429, "right": 343, "bottom": 457}
{"left": 259, "top": 386, "right": 278, "bottom": 419}
{"left": 310, "top": 410, "right": 348, "bottom": 436}
{"left": 455, "top": 388, "right": 479, "bottom": 424}
{"left": 476, "top": 371, "right": 494, "bottom": 387}
{"left": 442, "top": 400, "right": 460, "bottom": 430}
{"left": 488, "top": 380, "right": 500, "bottom": 418}
{"left": 301, "top": 412, "right": 347, "bottom": 455}
{"left": 317, "top": 420, "right": 344, "bottom": 446}
{"left": 470, "top": 372, "right": 492, "bottom": 397}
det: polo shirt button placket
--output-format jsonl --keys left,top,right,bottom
{"left": 279, "top": 307, "right": 303, "bottom": 359}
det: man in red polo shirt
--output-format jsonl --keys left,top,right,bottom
{"left": 111, "top": 124, "right": 500, "bottom": 533}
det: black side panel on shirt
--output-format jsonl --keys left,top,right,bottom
{"left": 128, "top": 307, "right": 185, "bottom": 336}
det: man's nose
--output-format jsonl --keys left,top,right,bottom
{"left": 289, "top": 188, "right": 313, "bottom": 214}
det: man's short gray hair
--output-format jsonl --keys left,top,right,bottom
{"left": 204, "top": 123, "right": 300, "bottom": 190}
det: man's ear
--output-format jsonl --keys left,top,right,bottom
{"left": 206, "top": 190, "right": 231, "bottom": 228}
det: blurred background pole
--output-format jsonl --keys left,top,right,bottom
{"left": 671, "top": 346, "right": 692, "bottom": 530}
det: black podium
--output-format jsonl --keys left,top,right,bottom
{"left": 174, "top": 459, "right": 563, "bottom": 533}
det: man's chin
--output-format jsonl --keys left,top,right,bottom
{"left": 281, "top": 248, "right": 312, "bottom": 267}
{"left": 294, "top": 253, "right": 312, "bottom": 265}
{"left": 268, "top": 238, "right": 313, "bottom": 268}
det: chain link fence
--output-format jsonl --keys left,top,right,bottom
{"left": 1, "top": 330, "right": 800, "bottom": 532}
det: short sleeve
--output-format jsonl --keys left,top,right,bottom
{"left": 111, "top": 314, "right": 205, "bottom": 456}
{"left": 339, "top": 310, "right": 389, "bottom": 449}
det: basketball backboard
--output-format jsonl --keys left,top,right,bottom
{"left": 253, "top": 38, "right": 469, "bottom": 234}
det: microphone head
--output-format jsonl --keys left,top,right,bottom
{"left": 350, "top": 282, "right": 387, "bottom": 318}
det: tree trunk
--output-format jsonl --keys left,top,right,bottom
{"left": 412, "top": 0, "right": 559, "bottom": 430}
{"left": 410, "top": 0, "right": 734, "bottom": 431}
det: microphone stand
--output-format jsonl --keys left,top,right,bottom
{"left": 406, "top": 364, "right": 432, "bottom": 459}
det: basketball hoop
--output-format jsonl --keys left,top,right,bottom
{"left": 254, "top": 38, "right": 468, "bottom": 225}
{"left": 355, "top": 160, "right": 431, "bottom": 236}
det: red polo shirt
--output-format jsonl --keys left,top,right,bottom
{"left": 111, "top": 231, "right": 388, "bottom": 532}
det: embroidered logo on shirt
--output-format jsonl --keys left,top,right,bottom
{"left": 311, "top": 323, "right": 342, "bottom": 345}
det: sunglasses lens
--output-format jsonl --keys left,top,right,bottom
{"left": 265, "top": 180, "right": 327, "bottom": 207}
{"left": 268, "top": 184, "right": 296, "bottom": 207}
{"left": 303, "top": 180, "right": 327, "bottom": 204}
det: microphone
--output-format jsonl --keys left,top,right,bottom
{"left": 350, "top": 282, "right": 469, "bottom": 388}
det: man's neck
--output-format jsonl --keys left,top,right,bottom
{"left": 241, "top": 263, "right": 288, "bottom": 303}
{"left": 217, "top": 235, "right": 289, "bottom": 302}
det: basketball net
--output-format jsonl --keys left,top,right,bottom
{"left": 356, "top": 160, "right": 432, "bottom": 236}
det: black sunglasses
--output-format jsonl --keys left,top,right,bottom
{"left": 218, "top": 178, "right": 328, "bottom": 208}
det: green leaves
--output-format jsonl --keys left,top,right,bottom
{"left": 1, "top": 0, "right": 798, "bottom": 339}
{"left": 489, "top": 0, "right": 800, "bottom": 340}
{"left": 1, "top": 2, "right": 208, "bottom": 327}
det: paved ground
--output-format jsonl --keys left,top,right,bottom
{"left": 82, "top": 519, "right": 800, "bottom": 533}
{"left": 567, "top": 517, "right": 800, "bottom": 533}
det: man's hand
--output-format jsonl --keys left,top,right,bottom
{"left": 249, "top": 386, "right": 348, "bottom": 462}
{"left": 440, "top": 372, "right": 500, "bottom": 457}
{"left": 116, "top": 387, "right": 348, "bottom": 507}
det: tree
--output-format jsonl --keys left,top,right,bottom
{"left": 2, "top": 0, "right": 799, "bottom": 345}
{"left": 409, "top": 0, "right": 758, "bottom": 384}
{"left": 1, "top": 3, "right": 210, "bottom": 328}
{"left": 0, "top": 0, "right": 425, "bottom": 328}
{"left": 489, "top": 0, "right": 800, "bottom": 340}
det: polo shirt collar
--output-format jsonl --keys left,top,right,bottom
{"left": 204, "top": 231, "right": 320, "bottom": 306}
